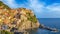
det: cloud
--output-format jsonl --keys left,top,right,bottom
{"left": 43, "top": 3, "right": 60, "bottom": 18}
{"left": 28, "top": 0, "right": 44, "bottom": 13}
{"left": 28, "top": 0, "right": 60, "bottom": 18}
{"left": 26, "top": 0, "right": 46, "bottom": 18}
{"left": 1, "top": 0, "right": 60, "bottom": 18}
{"left": 47, "top": 3, "right": 60, "bottom": 12}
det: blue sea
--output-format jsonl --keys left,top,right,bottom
{"left": 37, "top": 18, "right": 60, "bottom": 34}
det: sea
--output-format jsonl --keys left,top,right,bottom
{"left": 37, "top": 18, "right": 60, "bottom": 34}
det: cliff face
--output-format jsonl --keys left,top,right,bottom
{"left": 0, "top": 1, "right": 40, "bottom": 34}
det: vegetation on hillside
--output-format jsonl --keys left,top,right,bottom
{"left": 0, "top": 1, "right": 10, "bottom": 9}
{"left": 26, "top": 12, "right": 37, "bottom": 23}
{"left": 0, "top": 30, "right": 13, "bottom": 34}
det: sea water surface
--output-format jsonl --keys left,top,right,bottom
{"left": 37, "top": 18, "right": 60, "bottom": 34}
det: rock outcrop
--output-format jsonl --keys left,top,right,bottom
{"left": 0, "top": 1, "right": 40, "bottom": 34}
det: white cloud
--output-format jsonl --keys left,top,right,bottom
{"left": 26, "top": 0, "right": 46, "bottom": 18}
{"left": 28, "top": 0, "right": 45, "bottom": 13}
{"left": 43, "top": 3, "right": 60, "bottom": 18}
{"left": 1, "top": 0, "right": 60, "bottom": 18}
{"left": 47, "top": 3, "right": 60, "bottom": 12}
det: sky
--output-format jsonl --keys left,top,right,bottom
{"left": 1, "top": 0, "right": 60, "bottom": 18}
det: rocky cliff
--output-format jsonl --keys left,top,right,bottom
{"left": 0, "top": 1, "right": 40, "bottom": 34}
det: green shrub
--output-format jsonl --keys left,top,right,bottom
{"left": 27, "top": 13, "right": 37, "bottom": 23}
{"left": 0, "top": 30, "right": 14, "bottom": 34}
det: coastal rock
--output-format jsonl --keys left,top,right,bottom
{"left": 0, "top": 1, "right": 40, "bottom": 34}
